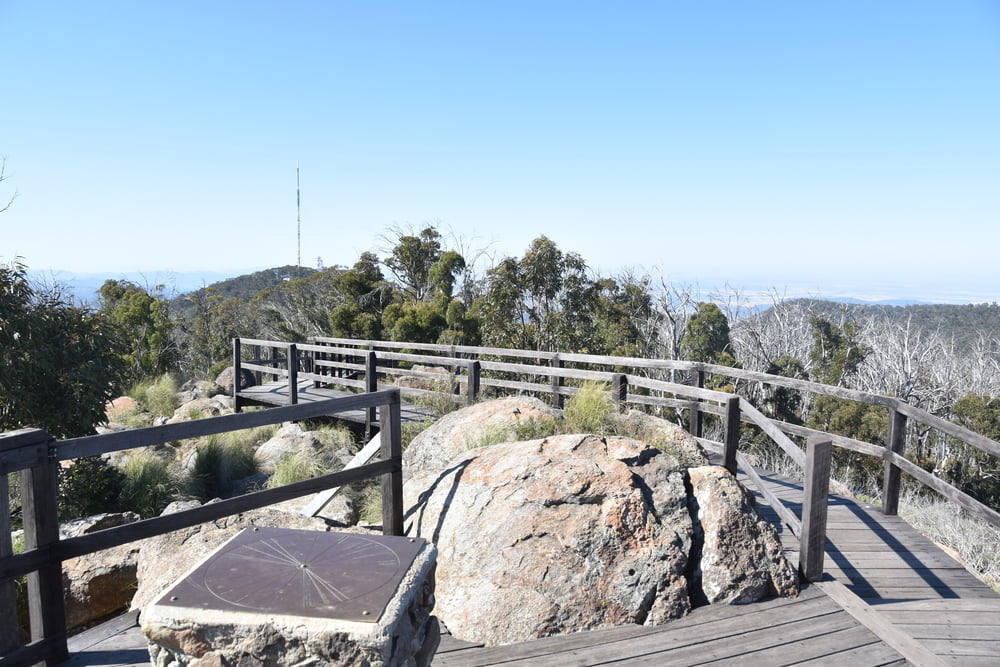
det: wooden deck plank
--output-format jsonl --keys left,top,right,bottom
{"left": 691, "top": 625, "right": 897, "bottom": 666}
{"left": 891, "top": 624, "right": 1000, "bottom": 641}
{"left": 917, "top": 637, "right": 1000, "bottom": 657}
{"left": 432, "top": 590, "right": 877, "bottom": 666}
{"left": 237, "top": 381, "right": 437, "bottom": 425}
{"left": 794, "top": 641, "right": 911, "bottom": 667}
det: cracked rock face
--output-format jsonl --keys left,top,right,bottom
{"left": 403, "top": 433, "right": 695, "bottom": 646}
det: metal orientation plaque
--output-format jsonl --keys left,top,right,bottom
{"left": 155, "top": 527, "right": 426, "bottom": 623}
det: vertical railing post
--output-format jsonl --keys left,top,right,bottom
{"left": 0, "top": 431, "right": 49, "bottom": 656}
{"left": 365, "top": 351, "right": 378, "bottom": 439}
{"left": 883, "top": 406, "right": 907, "bottom": 516}
{"left": 287, "top": 343, "right": 299, "bottom": 405}
{"left": 0, "top": 469, "right": 15, "bottom": 657}
{"left": 612, "top": 373, "right": 628, "bottom": 407}
{"left": 252, "top": 344, "right": 262, "bottom": 386}
{"left": 689, "top": 370, "right": 705, "bottom": 438}
{"left": 20, "top": 431, "right": 68, "bottom": 664}
{"left": 551, "top": 355, "right": 565, "bottom": 409}
{"left": 467, "top": 360, "right": 481, "bottom": 406}
{"left": 800, "top": 437, "right": 833, "bottom": 583}
{"left": 232, "top": 338, "right": 242, "bottom": 413}
{"left": 723, "top": 396, "right": 740, "bottom": 476}
{"left": 379, "top": 391, "right": 404, "bottom": 537}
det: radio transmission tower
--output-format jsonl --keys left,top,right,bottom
{"left": 296, "top": 164, "right": 302, "bottom": 267}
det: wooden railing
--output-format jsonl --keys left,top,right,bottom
{"left": 234, "top": 336, "right": 1000, "bottom": 536}
{"left": 0, "top": 390, "right": 404, "bottom": 667}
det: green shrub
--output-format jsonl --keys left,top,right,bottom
{"left": 129, "top": 374, "right": 180, "bottom": 417}
{"left": 119, "top": 450, "right": 176, "bottom": 518}
{"left": 463, "top": 417, "right": 559, "bottom": 450}
{"left": 58, "top": 456, "right": 126, "bottom": 520}
{"left": 563, "top": 381, "right": 616, "bottom": 434}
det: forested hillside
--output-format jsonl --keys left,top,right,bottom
{"left": 169, "top": 265, "right": 316, "bottom": 319}
{"left": 768, "top": 298, "right": 1000, "bottom": 349}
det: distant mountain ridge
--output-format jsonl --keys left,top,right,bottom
{"left": 168, "top": 265, "right": 316, "bottom": 319}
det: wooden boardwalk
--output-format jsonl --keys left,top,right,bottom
{"left": 743, "top": 469, "right": 1000, "bottom": 665}
{"left": 54, "top": 464, "right": 1000, "bottom": 666}
{"left": 236, "top": 380, "right": 437, "bottom": 425}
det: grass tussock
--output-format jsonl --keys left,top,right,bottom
{"left": 129, "top": 374, "right": 181, "bottom": 417}
{"left": 563, "top": 382, "right": 616, "bottom": 434}
{"left": 268, "top": 450, "right": 330, "bottom": 488}
{"left": 185, "top": 427, "right": 271, "bottom": 501}
{"left": 118, "top": 450, "right": 176, "bottom": 518}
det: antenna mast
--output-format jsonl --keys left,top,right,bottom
{"left": 296, "top": 164, "right": 302, "bottom": 267}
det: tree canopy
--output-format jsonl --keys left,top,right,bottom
{"left": 1, "top": 260, "right": 124, "bottom": 438}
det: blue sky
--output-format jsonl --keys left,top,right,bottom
{"left": 2, "top": 1, "right": 999, "bottom": 302}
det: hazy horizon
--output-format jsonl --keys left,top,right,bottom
{"left": 32, "top": 264, "right": 999, "bottom": 309}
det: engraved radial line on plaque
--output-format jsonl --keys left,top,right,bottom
{"left": 339, "top": 541, "right": 383, "bottom": 558}
{"left": 302, "top": 568, "right": 349, "bottom": 603}
{"left": 236, "top": 540, "right": 302, "bottom": 566}
{"left": 232, "top": 571, "right": 298, "bottom": 606}
{"left": 262, "top": 538, "right": 307, "bottom": 566}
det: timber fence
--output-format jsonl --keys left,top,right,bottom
{"left": 235, "top": 335, "right": 1000, "bottom": 535}
{"left": 0, "top": 390, "right": 404, "bottom": 667}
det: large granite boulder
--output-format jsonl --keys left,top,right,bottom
{"left": 403, "top": 433, "right": 695, "bottom": 646}
{"left": 403, "top": 396, "right": 559, "bottom": 474}
{"left": 688, "top": 466, "right": 798, "bottom": 604}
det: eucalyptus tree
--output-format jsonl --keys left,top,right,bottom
{"left": 97, "top": 279, "right": 176, "bottom": 384}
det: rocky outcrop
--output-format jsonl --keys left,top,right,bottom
{"left": 166, "top": 396, "right": 232, "bottom": 424}
{"left": 688, "top": 466, "right": 798, "bottom": 604}
{"left": 616, "top": 410, "right": 710, "bottom": 468}
{"left": 213, "top": 366, "right": 256, "bottom": 394}
{"left": 395, "top": 364, "right": 459, "bottom": 393}
{"left": 61, "top": 513, "right": 142, "bottom": 630}
{"left": 404, "top": 433, "right": 696, "bottom": 646}
{"left": 403, "top": 396, "right": 559, "bottom": 474}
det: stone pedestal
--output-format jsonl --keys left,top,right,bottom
{"left": 141, "top": 528, "right": 438, "bottom": 666}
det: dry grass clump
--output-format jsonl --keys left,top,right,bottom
{"left": 898, "top": 491, "right": 1000, "bottom": 591}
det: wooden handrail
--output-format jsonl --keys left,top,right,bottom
{"left": 266, "top": 337, "right": 1000, "bottom": 530}
{"left": 1, "top": 391, "right": 404, "bottom": 666}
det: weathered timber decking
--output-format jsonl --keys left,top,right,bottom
{"left": 54, "top": 465, "right": 1000, "bottom": 666}
{"left": 741, "top": 468, "right": 1000, "bottom": 666}
{"left": 236, "top": 380, "right": 437, "bottom": 424}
